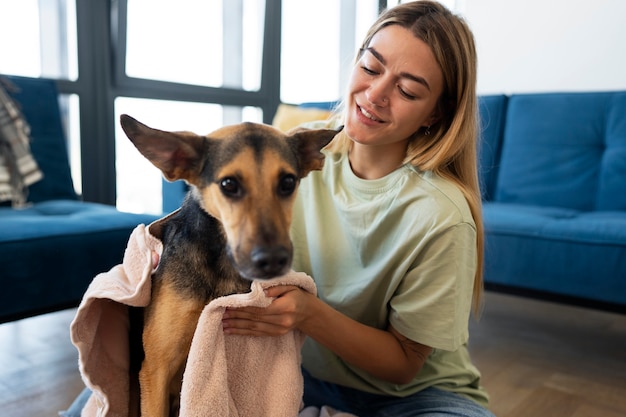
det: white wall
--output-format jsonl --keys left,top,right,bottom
{"left": 462, "top": 0, "right": 626, "bottom": 94}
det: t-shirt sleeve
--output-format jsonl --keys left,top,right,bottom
{"left": 389, "top": 222, "right": 477, "bottom": 351}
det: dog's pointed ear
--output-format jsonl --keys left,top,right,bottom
{"left": 120, "top": 114, "right": 207, "bottom": 182}
{"left": 288, "top": 126, "right": 343, "bottom": 177}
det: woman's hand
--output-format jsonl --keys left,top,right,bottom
{"left": 221, "top": 282, "right": 431, "bottom": 384}
{"left": 221, "top": 285, "right": 314, "bottom": 336}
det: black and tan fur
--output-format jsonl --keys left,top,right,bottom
{"left": 120, "top": 115, "right": 340, "bottom": 417}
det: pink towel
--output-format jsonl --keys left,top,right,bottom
{"left": 70, "top": 222, "right": 327, "bottom": 417}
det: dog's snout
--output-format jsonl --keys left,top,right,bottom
{"left": 250, "top": 246, "right": 290, "bottom": 277}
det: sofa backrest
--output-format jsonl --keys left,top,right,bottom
{"left": 478, "top": 95, "right": 508, "bottom": 201}
{"left": 5, "top": 75, "right": 77, "bottom": 202}
{"left": 493, "top": 91, "right": 626, "bottom": 211}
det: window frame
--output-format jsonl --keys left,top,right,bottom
{"left": 26, "top": 0, "right": 388, "bottom": 207}
{"left": 54, "top": 0, "right": 282, "bottom": 205}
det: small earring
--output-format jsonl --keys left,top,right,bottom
{"left": 424, "top": 125, "right": 431, "bottom": 136}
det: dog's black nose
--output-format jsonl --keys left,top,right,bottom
{"left": 250, "top": 246, "right": 290, "bottom": 277}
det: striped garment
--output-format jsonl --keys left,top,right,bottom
{"left": 0, "top": 78, "right": 43, "bottom": 207}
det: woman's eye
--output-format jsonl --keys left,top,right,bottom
{"left": 361, "top": 65, "right": 377, "bottom": 75}
{"left": 398, "top": 87, "right": 417, "bottom": 100}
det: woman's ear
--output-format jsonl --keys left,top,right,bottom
{"left": 424, "top": 113, "right": 440, "bottom": 129}
{"left": 426, "top": 99, "right": 448, "bottom": 128}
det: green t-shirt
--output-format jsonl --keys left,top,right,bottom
{"left": 290, "top": 146, "right": 489, "bottom": 407}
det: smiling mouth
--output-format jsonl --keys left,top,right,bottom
{"left": 358, "top": 105, "right": 384, "bottom": 123}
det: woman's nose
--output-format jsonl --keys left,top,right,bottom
{"left": 366, "top": 79, "right": 391, "bottom": 107}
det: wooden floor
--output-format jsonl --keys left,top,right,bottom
{"left": 468, "top": 292, "right": 626, "bottom": 417}
{"left": 0, "top": 308, "right": 85, "bottom": 416}
{"left": 0, "top": 291, "right": 624, "bottom": 417}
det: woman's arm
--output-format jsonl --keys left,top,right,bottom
{"left": 221, "top": 285, "right": 432, "bottom": 385}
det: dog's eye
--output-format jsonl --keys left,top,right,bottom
{"left": 219, "top": 177, "right": 243, "bottom": 198}
{"left": 278, "top": 174, "right": 297, "bottom": 197}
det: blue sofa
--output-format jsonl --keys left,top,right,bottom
{"left": 169, "top": 96, "right": 626, "bottom": 311}
{"left": 0, "top": 75, "right": 160, "bottom": 323}
{"left": 162, "top": 95, "right": 626, "bottom": 311}
{"left": 479, "top": 92, "right": 626, "bottom": 311}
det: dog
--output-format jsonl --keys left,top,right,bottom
{"left": 119, "top": 114, "right": 341, "bottom": 417}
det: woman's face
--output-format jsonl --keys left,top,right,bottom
{"left": 345, "top": 25, "right": 444, "bottom": 148}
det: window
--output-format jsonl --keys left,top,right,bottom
{"left": 280, "top": 0, "right": 379, "bottom": 104}
{"left": 125, "top": 0, "right": 264, "bottom": 91}
{"left": 114, "top": 98, "right": 262, "bottom": 214}
{"left": 116, "top": 0, "right": 268, "bottom": 213}
{"left": 279, "top": 0, "right": 462, "bottom": 104}
{"left": 0, "top": 0, "right": 78, "bottom": 80}
{"left": 6, "top": 1, "right": 441, "bottom": 212}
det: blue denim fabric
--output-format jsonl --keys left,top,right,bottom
{"left": 303, "top": 369, "right": 495, "bottom": 417}
{"left": 59, "top": 387, "right": 91, "bottom": 417}
{"left": 62, "top": 373, "right": 495, "bottom": 417}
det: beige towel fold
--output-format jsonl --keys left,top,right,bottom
{"left": 180, "top": 274, "right": 315, "bottom": 417}
{"left": 71, "top": 224, "right": 162, "bottom": 417}
{"left": 70, "top": 222, "right": 326, "bottom": 417}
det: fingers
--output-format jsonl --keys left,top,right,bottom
{"left": 220, "top": 285, "right": 310, "bottom": 336}
{"left": 222, "top": 319, "right": 288, "bottom": 336}
{"left": 263, "top": 284, "right": 299, "bottom": 298}
{"left": 221, "top": 311, "right": 292, "bottom": 336}
{"left": 222, "top": 306, "right": 269, "bottom": 321}
{"left": 222, "top": 305, "right": 293, "bottom": 327}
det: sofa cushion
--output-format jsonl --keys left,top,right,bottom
{"left": 0, "top": 200, "right": 159, "bottom": 241}
{"left": 483, "top": 202, "right": 626, "bottom": 305}
{"left": 478, "top": 95, "right": 508, "bottom": 201}
{"left": 0, "top": 200, "right": 160, "bottom": 322}
{"left": 484, "top": 202, "right": 626, "bottom": 246}
{"left": 495, "top": 92, "right": 613, "bottom": 211}
{"left": 5, "top": 75, "right": 77, "bottom": 202}
{"left": 598, "top": 92, "right": 626, "bottom": 210}
{"left": 271, "top": 102, "right": 335, "bottom": 133}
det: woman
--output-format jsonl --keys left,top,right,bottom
{"left": 65, "top": 2, "right": 493, "bottom": 416}
{"left": 222, "top": 1, "right": 494, "bottom": 416}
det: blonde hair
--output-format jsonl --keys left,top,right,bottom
{"left": 328, "top": 1, "right": 484, "bottom": 314}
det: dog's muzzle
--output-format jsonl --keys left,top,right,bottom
{"left": 240, "top": 245, "right": 292, "bottom": 279}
